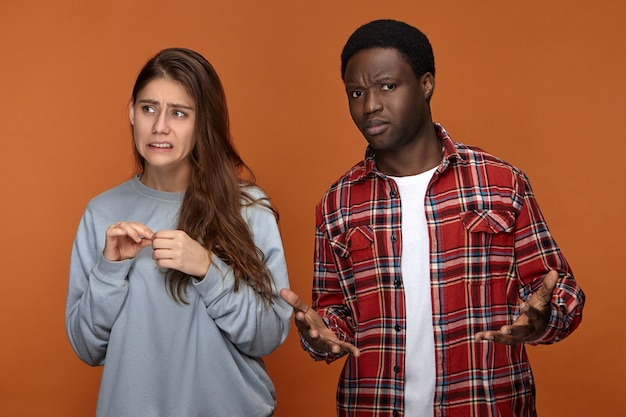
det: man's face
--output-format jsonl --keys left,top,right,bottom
{"left": 343, "top": 47, "right": 432, "bottom": 153}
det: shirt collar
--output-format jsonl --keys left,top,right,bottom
{"left": 360, "top": 123, "right": 462, "bottom": 180}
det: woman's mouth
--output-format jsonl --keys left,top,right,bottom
{"left": 149, "top": 142, "right": 173, "bottom": 149}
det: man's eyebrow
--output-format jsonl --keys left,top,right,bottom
{"left": 345, "top": 74, "right": 396, "bottom": 86}
{"left": 373, "top": 75, "right": 395, "bottom": 83}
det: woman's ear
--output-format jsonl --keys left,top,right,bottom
{"left": 129, "top": 101, "right": 135, "bottom": 126}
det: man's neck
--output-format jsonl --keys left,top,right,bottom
{"left": 375, "top": 132, "right": 442, "bottom": 177}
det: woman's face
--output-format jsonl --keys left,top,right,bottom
{"left": 130, "top": 77, "right": 196, "bottom": 176}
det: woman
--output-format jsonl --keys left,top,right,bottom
{"left": 65, "top": 48, "right": 291, "bottom": 417}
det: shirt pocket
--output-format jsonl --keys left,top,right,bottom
{"left": 443, "top": 209, "right": 514, "bottom": 249}
{"left": 459, "top": 210, "right": 518, "bottom": 311}
{"left": 442, "top": 209, "right": 516, "bottom": 282}
{"left": 461, "top": 210, "right": 515, "bottom": 259}
{"left": 329, "top": 226, "right": 382, "bottom": 323}
{"left": 329, "top": 225, "right": 375, "bottom": 264}
{"left": 460, "top": 209, "right": 515, "bottom": 234}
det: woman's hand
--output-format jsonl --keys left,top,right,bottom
{"left": 103, "top": 222, "right": 154, "bottom": 262}
{"left": 151, "top": 230, "right": 212, "bottom": 278}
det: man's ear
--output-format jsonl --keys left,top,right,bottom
{"left": 422, "top": 72, "right": 435, "bottom": 101}
{"left": 129, "top": 101, "right": 135, "bottom": 126}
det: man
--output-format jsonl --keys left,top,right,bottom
{"left": 280, "top": 19, "right": 585, "bottom": 417}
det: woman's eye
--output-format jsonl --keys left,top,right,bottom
{"left": 382, "top": 84, "right": 395, "bottom": 91}
{"left": 173, "top": 110, "right": 186, "bottom": 118}
{"left": 142, "top": 105, "right": 155, "bottom": 113}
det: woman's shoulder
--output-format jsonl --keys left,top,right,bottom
{"left": 88, "top": 179, "right": 136, "bottom": 204}
{"left": 240, "top": 183, "right": 268, "bottom": 200}
{"left": 240, "top": 183, "right": 273, "bottom": 209}
{"left": 240, "top": 183, "right": 277, "bottom": 221}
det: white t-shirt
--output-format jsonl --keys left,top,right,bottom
{"left": 390, "top": 167, "right": 437, "bottom": 417}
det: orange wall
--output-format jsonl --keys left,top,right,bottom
{"left": 1, "top": 1, "right": 623, "bottom": 416}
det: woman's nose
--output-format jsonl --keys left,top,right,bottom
{"left": 152, "top": 110, "right": 170, "bottom": 134}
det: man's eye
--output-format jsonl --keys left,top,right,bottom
{"left": 382, "top": 84, "right": 395, "bottom": 91}
{"left": 350, "top": 90, "right": 363, "bottom": 98}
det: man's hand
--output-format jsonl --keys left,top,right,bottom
{"left": 475, "top": 270, "right": 558, "bottom": 344}
{"left": 280, "top": 288, "right": 360, "bottom": 357}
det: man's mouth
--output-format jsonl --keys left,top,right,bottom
{"left": 363, "top": 120, "right": 388, "bottom": 136}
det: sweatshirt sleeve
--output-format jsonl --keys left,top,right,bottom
{"left": 65, "top": 206, "right": 132, "bottom": 366}
{"left": 192, "top": 196, "right": 292, "bottom": 357}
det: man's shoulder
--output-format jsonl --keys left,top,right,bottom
{"left": 454, "top": 141, "right": 501, "bottom": 162}
{"left": 453, "top": 141, "right": 526, "bottom": 176}
{"left": 321, "top": 159, "right": 370, "bottom": 197}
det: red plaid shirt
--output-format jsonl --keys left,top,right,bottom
{"left": 302, "top": 124, "right": 584, "bottom": 417}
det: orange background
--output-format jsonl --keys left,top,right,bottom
{"left": 1, "top": 1, "right": 623, "bottom": 416}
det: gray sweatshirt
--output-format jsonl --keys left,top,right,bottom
{"left": 66, "top": 177, "right": 292, "bottom": 417}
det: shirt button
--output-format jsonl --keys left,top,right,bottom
{"left": 394, "top": 325, "right": 402, "bottom": 332}
{"left": 394, "top": 365, "right": 400, "bottom": 373}
{"left": 390, "top": 235, "right": 397, "bottom": 242}
{"left": 390, "top": 190, "right": 397, "bottom": 198}
{"left": 394, "top": 279, "right": 401, "bottom": 287}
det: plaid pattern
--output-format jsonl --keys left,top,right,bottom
{"left": 302, "top": 124, "right": 585, "bottom": 417}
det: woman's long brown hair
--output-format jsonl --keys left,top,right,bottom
{"left": 131, "top": 48, "right": 276, "bottom": 305}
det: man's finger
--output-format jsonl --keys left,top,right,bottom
{"left": 475, "top": 329, "right": 526, "bottom": 345}
{"left": 280, "top": 288, "right": 310, "bottom": 313}
{"left": 535, "top": 270, "right": 558, "bottom": 300}
{"left": 520, "top": 303, "right": 544, "bottom": 322}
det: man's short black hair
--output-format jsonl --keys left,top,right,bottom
{"left": 340, "top": 19, "right": 435, "bottom": 81}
